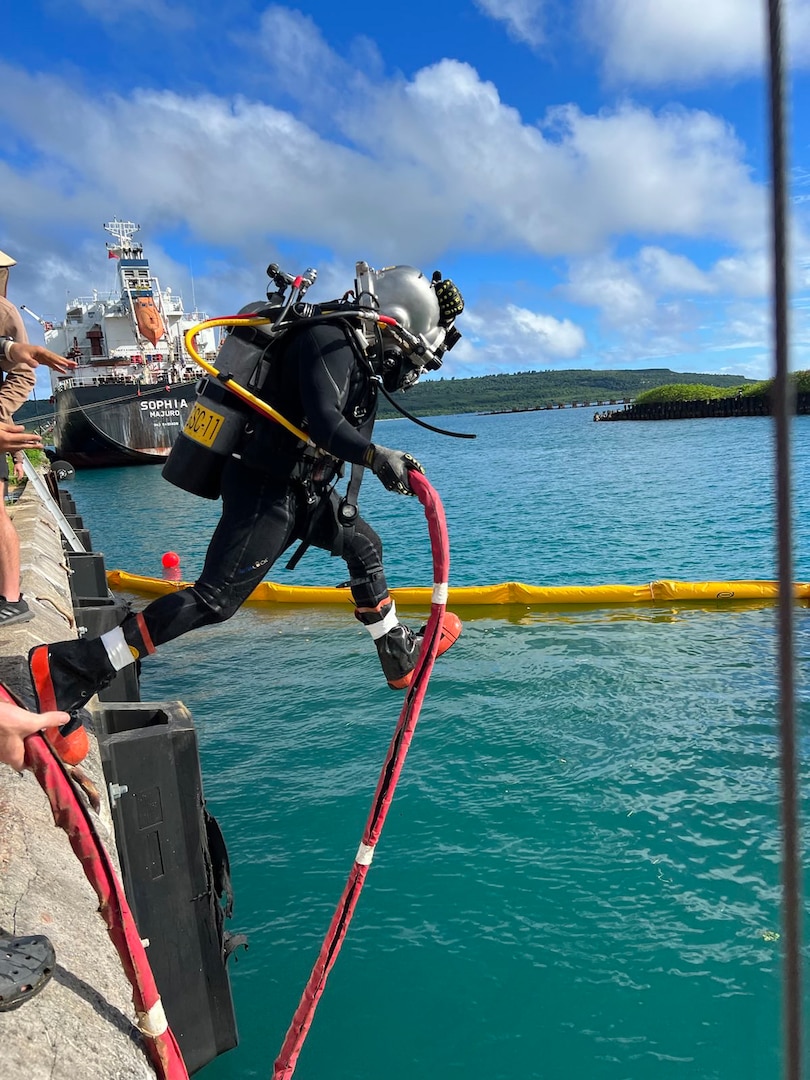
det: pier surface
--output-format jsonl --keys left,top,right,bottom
{"left": 0, "top": 478, "right": 156, "bottom": 1079}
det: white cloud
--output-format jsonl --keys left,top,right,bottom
{"left": 452, "top": 303, "right": 587, "bottom": 374}
{"left": 505, "top": 304, "right": 587, "bottom": 356}
{"left": 564, "top": 256, "right": 657, "bottom": 326}
{"left": 5, "top": 7, "right": 808, "bottom": 381}
{"left": 636, "top": 247, "right": 714, "bottom": 294}
{"left": 583, "top": 0, "right": 810, "bottom": 86}
{"left": 712, "top": 252, "right": 771, "bottom": 295}
{"left": 473, "top": 0, "right": 547, "bottom": 48}
{"left": 0, "top": 55, "right": 769, "bottom": 271}
{"left": 73, "top": 0, "right": 194, "bottom": 28}
{"left": 348, "top": 61, "right": 767, "bottom": 254}
{"left": 555, "top": 245, "right": 800, "bottom": 374}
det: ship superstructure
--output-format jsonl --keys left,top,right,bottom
{"left": 38, "top": 219, "right": 218, "bottom": 467}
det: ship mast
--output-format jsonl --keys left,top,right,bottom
{"left": 104, "top": 218, "right": 142, "bottom": 259}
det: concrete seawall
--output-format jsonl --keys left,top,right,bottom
{"left": 0, "top": 477, "right": 157, "bottom": 1079}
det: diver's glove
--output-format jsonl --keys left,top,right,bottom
{"left": 433, "top": 274, "right": 465, "bottom": 325}
{"left": 363, "top": 444, "right": 425, "bottom": 496}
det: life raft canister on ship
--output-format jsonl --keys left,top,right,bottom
{"left": 162, "top": 301, "right": 281, "bottom": 499}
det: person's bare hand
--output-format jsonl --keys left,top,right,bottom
{"left": 0, "top": 421, "right": 42, "bottom": 454}
{"left": 7, "top": 341, "right": 77, "bottom": 373}
{"left": 0, "top": 701, "right": 69, "bottom": 771}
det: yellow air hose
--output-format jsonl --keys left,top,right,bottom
{"left": 183, "top": 317, "right": 312, "bottom": 444}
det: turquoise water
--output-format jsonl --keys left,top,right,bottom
{"left": 66, "top": 409, "right": 809, "bottom": 1079}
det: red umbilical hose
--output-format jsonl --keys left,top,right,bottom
{"left": 1, "top": 681, "right": 189, "bottom": 1080}
{"left": 273, "top": 471, "right": 450, "bottom": 1079}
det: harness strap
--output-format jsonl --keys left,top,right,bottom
{"left": 285, "top": 461, "right": 367, "bottom": 571}
{"left": 334, "top": 462, "right": 366, "bottom": 556}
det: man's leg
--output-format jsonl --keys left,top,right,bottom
{"left": 310, "top": 496, "right": 460, "bottom": 689}
{"left": 0, "top": 466, "right": 32, "bottom": 625}
{"left": 30, "top": 462, "right": 299, "bottom": 712}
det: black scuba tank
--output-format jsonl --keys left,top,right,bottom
{"left": 162, "top": 301, "right": 282, "bottom": 499}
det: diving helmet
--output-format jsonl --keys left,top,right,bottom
{"left": 355, "top": 262, "right": 461, "bottom": 391}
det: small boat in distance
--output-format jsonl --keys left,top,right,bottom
{"left": 35, "top": 219, "right": 218, "bottom": 468}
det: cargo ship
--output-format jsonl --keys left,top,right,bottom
{"left": 32, "top": 219, "right": 218, "bottom": 468}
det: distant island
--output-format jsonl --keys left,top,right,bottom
{"left": 376, "top": 367, "right": 757, "bottom": 419}
{"left": 20, "top": 366, "right": 802, "bottom": 431}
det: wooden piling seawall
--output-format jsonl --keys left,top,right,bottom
{"left": 595, "top": 391, "right": 810, "bottom": 421}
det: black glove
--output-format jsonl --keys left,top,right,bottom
{"left": 433, "top": 275, "right": 465, "bottom": 325}
{"left": 363, "top": 444, "right": 425, "bottom": 496}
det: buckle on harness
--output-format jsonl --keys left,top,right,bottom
{"left": 338, "top": 499, "right": 358, "bottom": 525}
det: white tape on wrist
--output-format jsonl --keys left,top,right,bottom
{"left": 363, "top": 600, "right": 399, "bottom": 640}
{"left": 101, "top": 626, "right": 135, "bottom": 671}
{"left": 2, "top": 338, "right": 14, "bottom": 361}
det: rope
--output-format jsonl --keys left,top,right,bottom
{"left": 765, "top": 2, "right": 803, "bottom": 1077}
{"left": 0, "top": 684, "right": 189, "bottom": 1080}
{"left": 271, "top": 470, "right": 450, "bottom": 1080}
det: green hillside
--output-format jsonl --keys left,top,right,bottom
{"left": 378, "top": 367, "right": 756, "bottom": 418}
{"left": 15, "top": 367, "right": 760, "bottom": 430}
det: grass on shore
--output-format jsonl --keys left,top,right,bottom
{"left": 634, "top": 370, "right": 810, "bottom": 405}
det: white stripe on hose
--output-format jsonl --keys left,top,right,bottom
{"left": 355, "top": 843, "right": 375, "bottom": 866}
{"left": 136, "top": 998, "right": 168, "bottom": 1037}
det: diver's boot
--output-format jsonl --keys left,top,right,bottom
{"left": 29, "top": 612, "right": 155, "bottom": 714}
{"left": 355, "top": 598, "right": 462, "bottom": 690}
{"left": 0, "top": 674, "right": 90, "bottom": 766}
{"left": 44, "top": 711, "right": 91, "bottom": 767}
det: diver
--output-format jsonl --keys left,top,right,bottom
{"left": 29, "top": 262, "right": 466, "bottom": 721}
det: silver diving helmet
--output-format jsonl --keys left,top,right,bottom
{"left": 355, "top": 262, "right": 451, "bottom": 391}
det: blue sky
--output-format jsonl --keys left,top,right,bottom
{"left": 4, "top": 0, "right": 810, "bottom": 397}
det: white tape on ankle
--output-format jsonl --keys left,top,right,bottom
{"left": 364, "top": 601, "right": 400, "bottom": 640}
{"left": 101, "top": 626, "right": 135, "bottom": 671}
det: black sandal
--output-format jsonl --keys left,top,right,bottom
{"left": 0, "top": 934, "right": 56, "bottom": 1011}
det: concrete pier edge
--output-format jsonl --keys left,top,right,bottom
{"left": 0, "top": 473, "right": 158, "bottom": 1079}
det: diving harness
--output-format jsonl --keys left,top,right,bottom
{"left": 162, "top": 260, "right": 473, "bottom": 566}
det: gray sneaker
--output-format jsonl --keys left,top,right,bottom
{"left": 0, "top": 596, "right": 34, "bottom": 627}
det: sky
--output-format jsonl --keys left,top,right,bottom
{"left": 4, "top": 0, "right": 810, "bottom": 397}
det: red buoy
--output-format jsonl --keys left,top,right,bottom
{"left": 161, "top": 551, "right": 180, "bottom": 569}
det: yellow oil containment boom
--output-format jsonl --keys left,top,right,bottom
{"left": 106, "top": 571, "right": 810, "bottom": 608}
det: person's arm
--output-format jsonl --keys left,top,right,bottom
{"left": 296, "top": 322, "right": 425, "bottom": 495}
{"left": 296, "top": 322, "right": 374, "bottom": 464}
{"left": 0, "top": 338, "right": 78, "bottom": 374}
{"left": 0, "top": 343, "right": 35, "bottom": 423}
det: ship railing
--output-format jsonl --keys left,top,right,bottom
{"left": 56, "top": 369, "right": 200, "bottom": 389}
{"left": 65, "top": 292, "right": 121, "bottom": 307}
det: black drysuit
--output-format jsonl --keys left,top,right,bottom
{"left": 138, "top": 320, "right": 389, "bottom": 648}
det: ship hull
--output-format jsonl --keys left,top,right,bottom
{"left": 54, "top": 381, "right": 196, "bottom": 469}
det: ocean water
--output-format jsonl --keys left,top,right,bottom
{"left": 64, "top": 408, "right": 810, "bottom": 1080}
